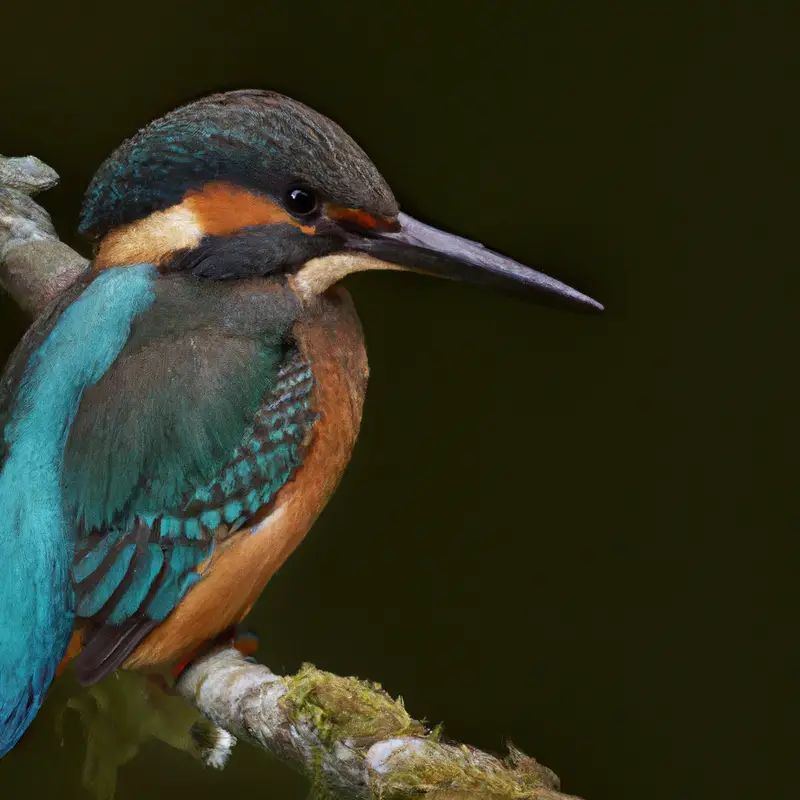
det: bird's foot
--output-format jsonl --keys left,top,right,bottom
{"left": 171, "top": 625, "right": 260, "bottom": 679}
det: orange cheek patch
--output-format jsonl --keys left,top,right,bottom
{"left": 184, "top": 182, "right": 316, "bottom": 236}
{"left": 326, "top": 205, "right": 399, "bottom": 232}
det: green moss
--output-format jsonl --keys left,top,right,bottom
{"left": 281, "top": 663, "right": 426, "bottom": 750}
{"left": 280, "top": 664, "right": 560, "bottom": 800}
{"left": 374, "top": 741, "right": 559, "bottom": 800}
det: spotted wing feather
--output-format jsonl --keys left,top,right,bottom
{"left": 71, "top": 352, "right": 316, "bottom": 684}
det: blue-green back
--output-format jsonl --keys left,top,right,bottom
{"left": 0, "top": 266, "right": 156, "bottom": 756}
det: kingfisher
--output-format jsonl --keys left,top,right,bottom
{"left": 0, "top": 90, "right": 602, "bottom": 757}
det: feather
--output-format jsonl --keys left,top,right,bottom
{"left": 0, "top": 266, "right": 156, "bottom": 756}
{"left": 67, "top": 277, "right": 315, "bottom": 684}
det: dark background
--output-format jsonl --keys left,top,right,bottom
{"left": 1, "top": 2, "right": 797, "bottom": 799}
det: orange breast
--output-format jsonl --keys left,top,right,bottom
{"left": 123, "top": 287, "right": 368, "bottom": 669}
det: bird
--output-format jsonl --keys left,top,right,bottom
{"left": 0, "top": 89, "right": 602, "bottom": 757}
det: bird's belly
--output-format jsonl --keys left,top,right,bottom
{"left": 123, "top": 287, "right": 368, "bottom": 669}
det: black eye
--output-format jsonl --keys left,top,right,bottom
{"left": 285, "top": 187, "right": 318, "bottom": 216}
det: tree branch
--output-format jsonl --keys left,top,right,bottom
{"left": 0, "top": 156, "right": 89, "bottom": 314}
{"left": 176, "top": 646, "right": 573, "bottom": 800}
{"left": 0, "top": 153, "right": 581, "bottom": 800}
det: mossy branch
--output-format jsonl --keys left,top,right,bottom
{"left": 176, "top": 647, "right": 574, "bottom": 800}
{"left": 0, "top": 154, "right": 582, "bottom": 800}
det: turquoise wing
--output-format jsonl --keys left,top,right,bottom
{"left": 63, "top": 277, "right": 316, "bottom": 684}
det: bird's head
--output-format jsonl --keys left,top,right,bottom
{"left": 81, "top": 89, "right": 602, "bottom": 311}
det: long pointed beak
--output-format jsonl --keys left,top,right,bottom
{"left": 345, "top": 212, "right": 603, "bottom": 313}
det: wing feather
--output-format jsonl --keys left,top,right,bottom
{"left": 68, "top": 303, "right": 316, "bottom": 684}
